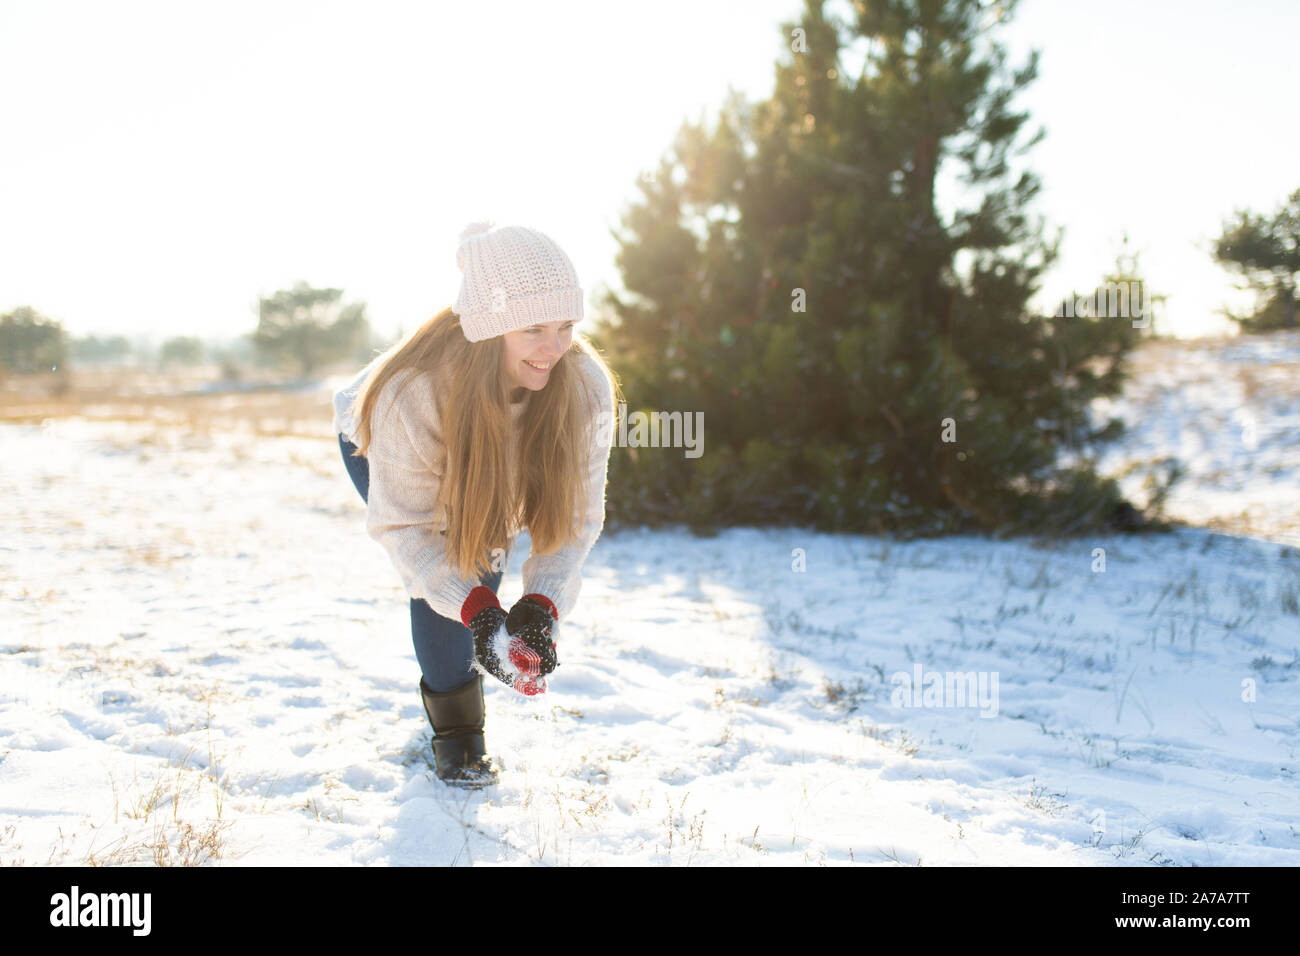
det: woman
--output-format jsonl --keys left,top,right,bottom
{"left": 334, "top": 221, "right": 622, "bottom": 788}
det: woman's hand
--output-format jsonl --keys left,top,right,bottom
{"left": 464, "top": 587, "right": 548, "bottom": 696}
{"left": 506, "top": 594, "right": 559, "bottom": 678}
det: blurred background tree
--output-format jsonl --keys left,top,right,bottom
{"left": 591, "top": 0, "right": 1142, "bottom": 537}
{"left": 252, "top": 281, "right": 370, "bottom": 377}
{"left": 158, "top": 335, "right": 205, "bottom": 368}
{"left": 69, "top": 333, "right": 133, "bottom": 365}
{"left": 1214, "top": 186, "right": 1299, "bottom": 333}
{"left": 0, "top": 305, "right": 68, "bottom": 375}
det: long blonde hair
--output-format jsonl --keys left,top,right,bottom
{"left": 347, "top": 306, "right": 622, "bottom": 581}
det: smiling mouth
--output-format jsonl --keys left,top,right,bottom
{"left": 524, "top": 359, "right": 551, "bottom": 370}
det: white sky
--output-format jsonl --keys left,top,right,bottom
{"left": 1, "top": 0, "right": 1295, "bottom": 344}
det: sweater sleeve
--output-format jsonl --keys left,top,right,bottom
{"left": 520, "top": 355, "right": 616, "bottom": 621}
{"left": 363, "top": 370, "right": 485, "bottom": 623}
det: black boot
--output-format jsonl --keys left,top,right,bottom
{"left": 419, "top": 675, "right": 498, "bottom": 788}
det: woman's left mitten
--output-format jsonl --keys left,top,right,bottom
{"left": 506, "top": 594, "right": 559, "bottom": 678}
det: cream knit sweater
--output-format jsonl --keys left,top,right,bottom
{"left": 333, "top": 349, "right": 615, "bottom": 624}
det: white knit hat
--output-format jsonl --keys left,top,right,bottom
{"left": 453, "top": 221, "right": 585, "bottom": 343}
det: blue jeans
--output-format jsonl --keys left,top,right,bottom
{"left": 339, "top": 433, "right": 502, "bottom": 693}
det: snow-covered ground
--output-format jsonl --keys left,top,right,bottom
{"left": 2, "top": 334, "right": 1298, "bottom": 866}
{"left": 1089, "top": 330, "right": 1300, "bottom": 547}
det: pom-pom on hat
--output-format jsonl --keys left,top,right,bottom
{"left": 453, "top": 221, "right": 585, "bottom": 343}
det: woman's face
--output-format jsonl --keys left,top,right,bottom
{"left": 501, "top": 319, "right": 576, "bottom": 395}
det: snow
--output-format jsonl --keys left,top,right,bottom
{"left": 1082, "top": 330, "right": 1300, "bottom": 547}
{"left": 2, "top": 333, "right": 1298, "bottom": 866}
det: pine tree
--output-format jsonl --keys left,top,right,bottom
{"left": 596, "top": 0, "right": 1141, "bottom": 535}
{"left": 1214, "top": 187, "right": 1300, "bottom": 333}
{"left": 252, "top": 281, "right": 370, "bottom": 378}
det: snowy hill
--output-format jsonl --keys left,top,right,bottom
{"left": 1090, "top": 330, "right": 1300, "bottom": 547}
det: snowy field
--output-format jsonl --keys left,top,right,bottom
{"left": 2, "top": 333, "right": 1298, "bottom": 866}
